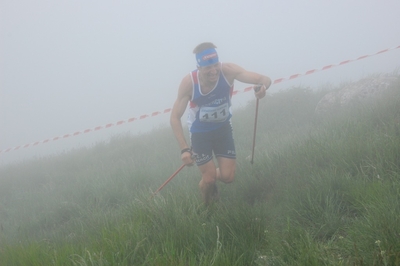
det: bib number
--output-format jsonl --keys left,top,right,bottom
{"left": 199, "top": 103, "right": 229, "bottom": 122}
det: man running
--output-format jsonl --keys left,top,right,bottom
{"left": 170, "top": 42, "right": 271, "bottom": 205}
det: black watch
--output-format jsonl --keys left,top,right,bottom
{"left": 181, "top": 148, "right": 192, "bottom": 154}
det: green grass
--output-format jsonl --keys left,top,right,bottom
{"left": 1, "top": 74, "right": 399, "bottom": 265}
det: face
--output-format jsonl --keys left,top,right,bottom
{"left": 198, "top": 62, "right": 221, "bottom": 84}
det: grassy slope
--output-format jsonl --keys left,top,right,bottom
{"left": 0, "top": 76, "right": 399, "bottom": 265}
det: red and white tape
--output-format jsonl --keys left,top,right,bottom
{"left": 274, "top": 47, "right": 399, "bottom": 83}
{"left": 2, "top": 45, "right": 399, "bottom": 154}
{"left": 0, "top": 108, "right": 172, "bottom": 153}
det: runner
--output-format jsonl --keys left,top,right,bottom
{"left": 170, "top": 42, "right": 271, "bottom": 205}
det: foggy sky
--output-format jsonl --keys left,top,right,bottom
{"left": 1, "top": 0, "right": 400, "bottom": 165}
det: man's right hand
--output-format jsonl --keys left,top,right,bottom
{"left": 181, "top": 151, "right": 194, "bottom": 166}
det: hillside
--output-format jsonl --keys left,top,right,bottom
{"left": 0, "top": 75, "right": 399, "bottom": 265}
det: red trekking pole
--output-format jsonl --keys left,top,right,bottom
{"left": 152, "top": 164, "right": 185, "bottom": 197}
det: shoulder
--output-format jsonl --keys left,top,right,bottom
{"left": 178, "top": 73, "right": 193, "bottom": 98}
{"left": 221, "top": 62, "right": 246, "bottom": 81}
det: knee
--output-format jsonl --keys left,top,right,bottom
{"left": 219, "top": 170, "right": 235, "bottom": 183}
{"left": 216, "top": 160, "right": 236, "bottom": 183}
{"left": 201, "top": 172, "right": 217, "bottom": 185}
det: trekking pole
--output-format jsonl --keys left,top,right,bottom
{"left": 152, "top": 164, "right": 185, "bottom": 197}
{"left": 250, "top": 85, "right": 261, "bottom": 164}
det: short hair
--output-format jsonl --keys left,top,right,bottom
{"left": 193, "top": 42, "right": 217, "bottom": 54}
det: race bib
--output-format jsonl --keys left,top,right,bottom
{"left": 199, "top": 103, "right": 229, "bottom": 122}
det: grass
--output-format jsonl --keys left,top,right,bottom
{"left": 1, "top": 74, "right": 399, "bottom": 265}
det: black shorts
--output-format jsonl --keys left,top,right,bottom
{"left": 190, "top": 122, "right": 236, "bottom": 166}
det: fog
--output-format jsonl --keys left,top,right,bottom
{"left": 1, "top": 0, "right": 400, "bottom": 166}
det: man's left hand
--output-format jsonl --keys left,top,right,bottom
{"left": 254, "top": 84, "right": 267, "bottom": 99}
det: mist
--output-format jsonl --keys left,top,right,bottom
{"left": 1, "top": 0, "right": 400, "bottom": 166}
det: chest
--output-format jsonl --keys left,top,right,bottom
{"left": 192, "top": 83, "right": 231, "bottom": 108}
{"left": 200, "top": 84, "right": 215, "bottom": 94}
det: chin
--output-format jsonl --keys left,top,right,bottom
{"left": 209, "top": 75, "right": 218, "bottom": 82}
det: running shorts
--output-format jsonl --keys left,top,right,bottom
{"left": 190, "top": 121, "right": 236, "bottom": 166}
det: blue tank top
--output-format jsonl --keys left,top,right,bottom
{"left": 187, "top": 65, "right": 234, "bottom": 133}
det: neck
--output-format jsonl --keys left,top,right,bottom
{"left": 198, "top": 72, "right": 218, "bottom": 88}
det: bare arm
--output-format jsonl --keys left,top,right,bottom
{"left": 170, "top": 74, "right": 194, "bottom": 165}
{"left": 223, "top": 63, "right": 271, "bottom": 98}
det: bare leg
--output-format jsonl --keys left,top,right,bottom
{"left": 198, "top": 157, "right": 236, "bottom": 205}
{"left": 198, "top": 160, "right": 219, "bottom": 205}
{"left": 216, "top": 157, "right": 236, "bottom": 183}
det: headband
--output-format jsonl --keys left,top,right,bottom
{"left": 195, "top": 48, "right": 219, "bottom": 67}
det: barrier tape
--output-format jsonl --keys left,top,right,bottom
{"left": 1, "top": 45, "right": 399, "bottom": 154}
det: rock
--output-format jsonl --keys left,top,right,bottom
{"left": 315, "top": 75, "right": 399, "bottom": 115}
